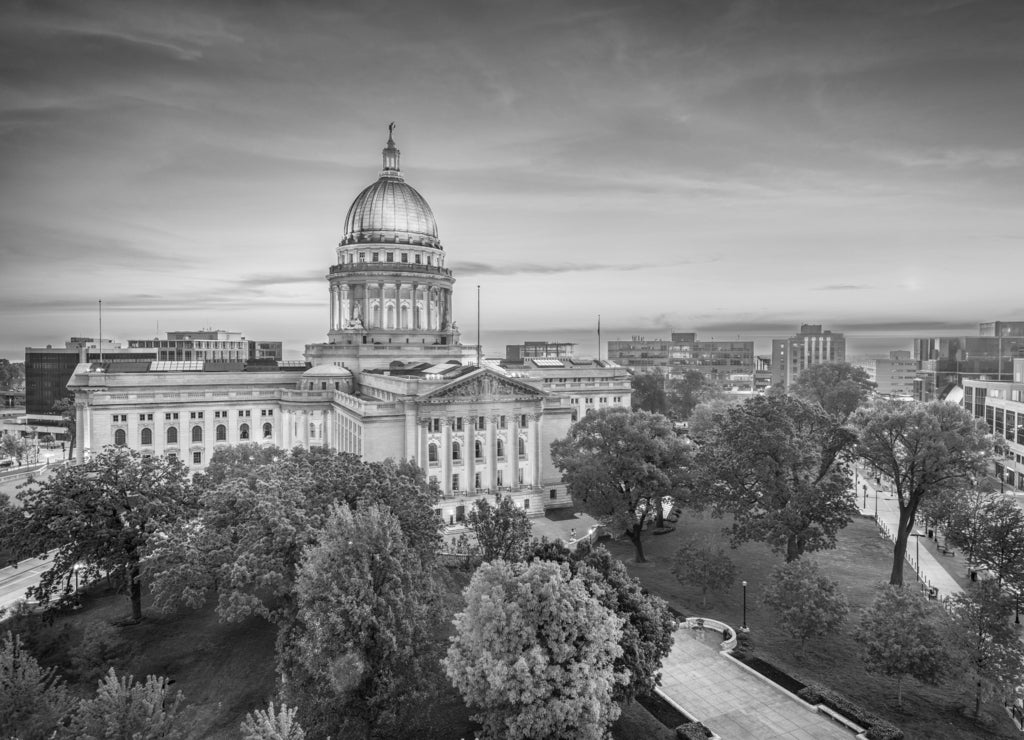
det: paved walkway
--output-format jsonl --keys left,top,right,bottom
{"left": 658, "top": 627, "right": 856, "bottom": 739}
{"left": 854, "top": 468, "right": 964, "bottom": 599}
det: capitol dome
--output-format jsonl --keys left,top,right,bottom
{"left": 340, "top": 131, "right": 441, "bottom": 249}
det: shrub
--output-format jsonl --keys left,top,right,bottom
{"left": 71, "top": 621, "right": 132, "bottom": 682}
{"left": 798, "top": 684, "right": 903, "bottom": 739}
{"left": 674, "top": 721, "right": 712, "bottom": 739}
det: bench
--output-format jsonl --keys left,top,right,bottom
{"left": 940, "top": 547, "right": 956, "bottom": 557}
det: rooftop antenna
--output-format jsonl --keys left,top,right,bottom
{"left": 98, "top": 300, "right": 103, "bottom": 362}
{"left": 476, "top": 284, "right": 482, "bottom": 367}
{"left": 598, "top": 314, "right": 601, "bottom": 362}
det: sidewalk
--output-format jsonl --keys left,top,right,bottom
{"left": 657, "top": 626, "right": 856, "bottom": 739}
{"left": 855, "top": 470, "right": 963, "bottom": 599}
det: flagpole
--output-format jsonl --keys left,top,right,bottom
{"left": 597, "top": 314, "right": 601, "bottom": 362}
{"left": 98, "top": 300, "right": 103, "bottom": 362}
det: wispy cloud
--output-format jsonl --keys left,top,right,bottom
{"left": 817, "top": 284, "right": 870, "bottom": 291}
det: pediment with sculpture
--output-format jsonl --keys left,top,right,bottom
{"left": 419, "top": 370, "right": 545, "bottom": 403}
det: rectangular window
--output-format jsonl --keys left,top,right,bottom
{"left": 497, "top": 470, "right": 504, "bottom": 487}
{"left": 401, "top": 253, "right": 408, "bottom": 263}
{"left": 359, "top": 252, "right": 366, "bottom": 262}
{"left": 414, "top": 254, "right": 421, "bottom": 264}
{"left": 523, "top": 498, "right": 530, "bottom": 509}
{"left": 477, "top": 416, "right": 485, "bottom": 429}
{"left": 453, "top": 417, "right": 464, "bottom": 432}
{"left": 430, "top": 418, "right": 441, "bottom": 433}
{"left": 192, "top": 451, "right": 202, "bottom": 464}
{"left": 518, "top": 467, "right": 524, "bottom": 484}
{"left": 452, "top": 474, "right": 460, "bottom": 492}
{"left": 520, "top": 414, "right": 528, "bottom": 427}
{"left": 499, "top": 415, "right": 507, "bottom": 429}
{"left": 372, "top": 252, "right": 380, "bottom": 262}
{"left": 190, "top": 411, "right": 204, "bottom": 419}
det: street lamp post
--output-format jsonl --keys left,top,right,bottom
{"left": 910, "top": 531, "right": 924, "bottom": 582}
{"left": 874, "top": 484, "right": 879, "bottom": 520}
{"left": 863, "top": 484, "right": 868, "bottom": 510}
{"left": 741, "top": 580, "right": 748, "bottom": 632}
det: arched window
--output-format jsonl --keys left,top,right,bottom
{"left": 167, "top": 427, "right": 178, "bottom": 444}
{"left": 191, "top": 425, "right": 203, "bottom": 443}
{"left": 114, "top": 429, "right": 126, "bottom": 446}
{"left": 140, "top": 428, "right": 152, "bottom": 446}
{"left": 496, "top": 439, "right": 505, "bottom": 458}
{"left": 216, "top": 424, "right": 227, "bottom": 441}
{"left": 452, "top": 441, "right": 461, "bottom": 461}
{"left": 474, "top": 439, "right": 483, "bottom": 459}
{"left": 309, "top": 422, "right": 316, "bottom": 438}
{"left": 263, "top": 422, "right": 272, "bottom": 439}
{"left": 239, "top": 423, "right": 250, "bottom": 441}
{"left": 518, "top": 437, "right": 526, "bottom": 457}
{"left": 428, "top": 443, "right": 438, "bottom": 463}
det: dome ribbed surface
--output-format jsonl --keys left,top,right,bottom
{"left": 342, "top": 177, "right": 440, "bottom": 248}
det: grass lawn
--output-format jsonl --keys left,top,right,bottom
{"left": 4, "top": 564, "right": 674, "bottom": 739}
{"left": 601, "top": 511, "right": 1021, "bottom": 740}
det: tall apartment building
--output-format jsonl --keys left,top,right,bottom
{"left": 963, "top": 358, "right": 1024, "bottom": 491}
{"left": 607, "top": 332, "right": 754, "bottom": 387}
{"left": 861, "top": 350, "right": 918, "bottom": 397}
{"left": 770, "top": 324, "right": 846, "bottom": 389}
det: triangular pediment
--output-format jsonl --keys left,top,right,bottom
{"left": 420, "top": 369, "right": 545, "bottom": 402}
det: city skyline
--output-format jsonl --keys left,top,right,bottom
{"left": 2, "top": 0, "right": 1023, "bottom": 360}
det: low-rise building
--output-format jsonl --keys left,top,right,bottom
{"left": 607, "top": 332, "right": 754, "bottom": 388}
{"left": 860, "top": 350, "right": 918, "bottom": 397}
{"left": 963, "top": 358, "right": 1024, "bottom": 491}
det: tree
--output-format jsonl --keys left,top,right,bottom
{"left": 241, "top": 702, "right": 305, "bottom": 740}
{"left": 854, "top": 586, "right": 954, "bottom": 707}
{"left": 51, "top": 398, "right": 76, "bottom": 460}
{"left": 0, "top": 359, "right": 25, "bottom": 391}
{"left": 957, "top": 496, "right": 1024, "bottom": 586}
{"left": 0, "top": 631, "right": 76, "bottom": 740}
{"left": 147, "top": 448, "right": 441, "bottom": 624}
{"left": 551, "top": 408, "right": 690, "bottom": 562}
{"left": 5, "top": 446, "right": 195, "bottom": 621}
{"left": 191, "top": 442, "right": 286, "bottom": 492}
{"left": 631, "top": 369, "right": 667, "bottom": 414}
{"left": 947, "top": 581, "right": 1024, "bottom": 717}
{"left": 690, "top": 395, "right": 857, "bottom": 561}
{"left": 666, "top": 371, "right": 721, "bottom": 421}
{"left": 444, "top": 559, "right": 626, "bottom": 740}
{"left": 851, "top": 399, "right": 991, "bottom": 586}
{"left": 69, "top": 668, "right": 193, "bottom": 739}
{"left": 1, "top": 433, "right": 28, "bottom": 465}
{"left": 465, "top": 493, "right": 532, "bottom": 562}
{"left": 529, "top": 540, "right": 677, "bottom": 703}
{"left": 282, "top": 505, "right": 442, "bottom": 739}
{"left": 672, "top": 538, "right": 737, "bottom": 608}
{"left": 761, "top": 559, "right": 848, "bottom": 655}
{"left": 790, "top": 362, "right": 875, "bottom": 421}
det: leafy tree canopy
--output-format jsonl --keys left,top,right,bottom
{"left": 444, "top": 559, "right": 626, "bottom": 740}
{"left": 672, "top": 538, "right": 738, "bottom": 608}
{"left": 851, "top": 399, "right": 991, "bottom": 585}
{"left": 790, "top": 362, "right": 875, "bottom": 420}
{"left": 854, "top": 586, "right": 954, "bottom": 707}
{"left": 5, "top": 446, "right": 196, "bottom": 621}
{"left": 551, "top": 408, "right": 691, "bottom": 562}
{"left": 761, "top": 559, "right": 848, "bottom": 654}
{"left": 283, "top": 504, "right": 442, "bottom": 739}
{"left": 147, "top": 447, "right": 441, "bottom": 624}
{"left": 465, "top": 493, "right": 532, "bottom": 563}
{"left": 529, "top": 540, "right": 677, "bottom": 702}
{"left": 690, "top": 395, "right": 857, "bottom": 561}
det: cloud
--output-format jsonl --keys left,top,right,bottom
{"left": 817, "top": 284, "right": 870, "bottom": 291}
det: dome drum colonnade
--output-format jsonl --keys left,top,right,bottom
{"left": 326, "top": 131, "right": 456, "bottom": 343}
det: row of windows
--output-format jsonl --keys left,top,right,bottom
{"left": 126, "top": 409, "right": 270, "bottom": 423}
{"left": 442, "top": 469, "right": 526, "bottom": 492}
{"left": 427, "top": 437, "right": 527, "bottom": 463}
{"left": 427, "top": 414, "right": 530, "bottom": 432}
{"left": 114, "top": 423, "right": 274, "bottom": 447}
{"left": 345, "top": 250, "right": 440, "bottom": 266}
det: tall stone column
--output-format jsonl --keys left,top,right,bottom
{"left": 75, "top": 400, "right": 87, "bottom": 463}
{"left": 411, "top": 283, "right": 419, "bottom": 329}
{"left": 329, "top": 285, "right": 336, "bottom": 330}
{"left": 378, "top": 282, "right": 386, "bottom": 328}
{"left": 441, "top": 418, "right": 452, "bottom": 497}
{"left": 395, "top": 282, "right": 404, "bottom": 329}
{"left": 466, "top": 416, "right": 476, "bottom": 493}
{"left": 418, "top": 417, "right": 429, "bottom": 472}
{"left": 529, "top": 412, "right": 542, "bottom": 488}
{"left": 486, "top": 415, "right": 498, "bottom": 490}
{"left": 363, "top": 282, "right": 370, "bottom": 329}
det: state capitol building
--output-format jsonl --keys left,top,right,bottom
{"left": 68, "top": 131, "right": 632, "bottom": 523}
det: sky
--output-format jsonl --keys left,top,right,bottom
{"left": 1, "top": 0, "right": 1023, "bottom": 360}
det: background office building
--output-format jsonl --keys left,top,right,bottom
{"left": 859, "top": 351, "right": 919, "bottom": 398}
{"left": 607, "top": 332, "right": 754, "bottom": 388}
{"left": 505, "top": 341, "right": 576, "bottom": 363}
{"left": 963, "top": 358, "right": 1024, "bottom": 491}
{"left": 912, "top": 321, "right": 1024, "bottom": 401}
{"left": 770, "top": 324, "right": 846, "bottom": 389}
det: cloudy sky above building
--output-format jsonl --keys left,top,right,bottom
{"left": 1, "top": 0, "right": 1022, "bottom": 358}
